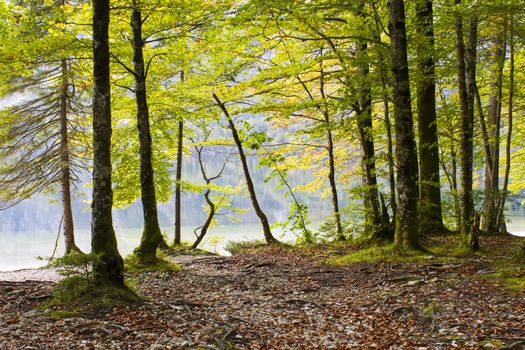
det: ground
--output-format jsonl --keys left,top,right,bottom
{"left": 0, "top": 235, "right": 524, "bottom": 349}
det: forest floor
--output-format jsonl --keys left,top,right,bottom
{"left": 0, "top": 234, "right": 524, "bottom": 350}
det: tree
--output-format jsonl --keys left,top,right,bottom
{"left": 355, "top": 3, "right": 392, "bottom": 241}
{"left": 190, "top": 133, "right": 230, "bottom": 249}
{"left": 174, "top": 71, "right": 184, "bottom": 246}
{"left": 496, "top": 15, "right": 515, "bottom": 233}
{"left": 91, "top": 0, "right": 124, "bottom": 285}
{"left": 129, "top": 4, "right": 164, "bottom": 263}
{"left": 213, "top": 93, "right": 279, "bottom": 245}
{"left": 389, "top": 0, "right": 420, "bottom": 250}
{"left": 0, "top": 0, "right": 89, "bottom": 255}
{"left": 454, "top": 0, "right": 478, "bottom": 248}
{"left": 415, "top": 0, "right": 447, "bottom": 233}
{"left": 482, "top": 16, "right": 507, "bottom": 234}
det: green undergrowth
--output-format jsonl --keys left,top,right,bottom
{"left": 46, "top": 310, "right": 81, "bottom": 319}
{"left": 169, "top": 241, "right": 215, "bottom": 256}
{"left": 225, "top": 239, "right": 269, "bottom": 255}
{"left": 330, "top": 244, "right": 434, "bottom": 264}
{"left": 486, "top": 255, "right": 525, "bottom": 291}
{"left": 124, "top": 250, "right": 181, "bottom": 273}
{"left": 45, "top": 252, "right": 142, "bottom": 311}
{"left": 46, "top": 277, "right": 141, "bottom": 311}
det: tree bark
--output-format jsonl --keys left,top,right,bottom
{"left": 174, "top": 71, "right": 184, "bottom": 246}
{"left": 356, "top": 40, "right": 391, "bottom": 241}
{"left": 191, "top": 144, "right": 221, "bottom": 249}
{"left": 415, "top": 0, "right": 446, "bottom": 234}
{"left": 376, "top": 34, "right": 397, "bottom": 223}
{"left": 59, "top": 58, "right": 81, "bottom": 255}
{"left": 455, "top": 0, "right": 478, "bottom": 247}
{"left": 389, "top": 0, "right": 420, "bottom": 250}
{"left": 483, "top": 18, "right": 506, "bottom": 234}
{"left": 91, "top": 0, "right": 124, "bottom": 286}
{"left": 326, "top": 127, "right": 344, "bottom": 241}
{"left": 131, "top": 8, "right": 163, "bottom": 263}
{"left": 192, "top": 188, "right": 215, "bottom": 249}
{"left": 213, "top": 93, "right": 279, "bottom": 244}
{"left": 497, "top": 16, "right": 514, "bottom": 233}
{"left": 317, "top": 68, "right": 344, "bottom": 242}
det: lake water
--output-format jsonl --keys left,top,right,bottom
{"left": 1, "top": 217, "right": 524, "bottom": 272}
{"left": 0, "top": 223, "right": 299, "bottom": 271}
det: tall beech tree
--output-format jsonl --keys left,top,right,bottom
{"left": 497, "top": 15, "right": 515, "bottom": 234}
{"left": 415, "top": 0, "right": 446, "bottom": 233}
{"left": 389, "top": 0, "right": 420, "bottom": 250}
{"left": 454, "top": 0, "right": 478, "bottom": 248}
{"left": 482, "top": 17, "right": 507, "bottom": 234}
{"left": 129, "top": 5, "right": 164, "bottom": 262}
{"left": 91, "top": 0, "right": 124, "bottom": 285}
{"left": 354, "top": 2, "right": 391, "bottom": 241}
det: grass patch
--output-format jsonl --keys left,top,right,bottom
{"left": 225, "top": 239, "right": 268, "bottom": 255}
{"left": 46, "top": 310, "right": 81, "bottom": 319}
{"left": 169, "top": 241, "right": 214, "bottom": 256}
{"left": 124, "top": 251, "right": 181, "bottom": 273}
{"left": 330, "top": 244, "right": 431, "bottom": 265}
{"left": 486, "top": 257, "right": 525, "bottom": 291}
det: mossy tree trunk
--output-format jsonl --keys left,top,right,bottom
{"left": 454, "top": 0, "right": 478, "bottom": 248}
{"left": 131, "top": 7, "right": 163, "bottom": 263}
{"left": 483, "top": 19, "right": 506, "bottom": 234}
{"left": 415, "top": 0, "right": 447, "bottom": 234}
{"left": 389, "top": 0, "right": 420, "bottom": 250}
{"left": 91, "top": 0, "right": 124, "bottom": 286}
{"left": 356, "top": 36, "right": 391, "bottom": 242}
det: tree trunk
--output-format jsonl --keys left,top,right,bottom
{"left": 59, "top": 58, "right": 81, "bottom": 255}
{"left": 192, "top": 188, "right": 215, "bottom": 249}
{"left": 131, "top": 8, "right": 163, "bottom": 263}
{"left": 483, "top": 18, "right": 506, "bottom": 234}
{"left": 389, "top": 0, "right": 420, "bottom": 250}
{"left": 378, "top": 48, "right": 397, "bottom": 223}
{"left": 450, "top": 144, "right": 461, "bottom": 231}
{"left": 455, "top": 0, "right": 478, "bottom": 247}
{"left": 416, "top": 0, "right": 446, "bottom": 234}
{"left": 174, "top": 71, "right": 184, "bottom": 246}
{"left": 213, "top": 93, "right": 278, "bottom": 244}
{"left": 497, "top": 16, "right": 514, "bottom": 233}
{"left": 356, "top": 41, "right": 391, "bottom": 241}
{"left": 91, "top": 0, "right": 124, "bottom": 286}
{"left": 326, "top": 127, "right": 344, "bottom": 241}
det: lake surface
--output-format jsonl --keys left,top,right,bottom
{"left": 1, "top": 218, "right": 524, "bottom": 271}
{"left": 0, "top": 223, "right": 298, "bottom": 271}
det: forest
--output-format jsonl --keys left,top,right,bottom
{"left": 0, "top": 0, "right": 525, "bottom": 349}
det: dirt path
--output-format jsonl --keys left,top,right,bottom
{"left": 1, "top": 248, "right": 524, "bottom": 349}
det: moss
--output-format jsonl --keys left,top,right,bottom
{"left": 486, "top": 263, "right": 525, "bottom": 291}
{"left": 423, "top": 301, "right": 441, "bottom": 315}
{"left": 46, "top": 276, "right": 141, "bottom": 311}
{"left": 124, "top": 251, "right": 181, "bottom": 273}
{"left": 46, "top": 310, "right": 81, "bottom": 319}
{"left": 478, "top": 340, "right": 506, "bottom": 347}
{"left": 330, "top": 244, "right": 430, "bottom": 264}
